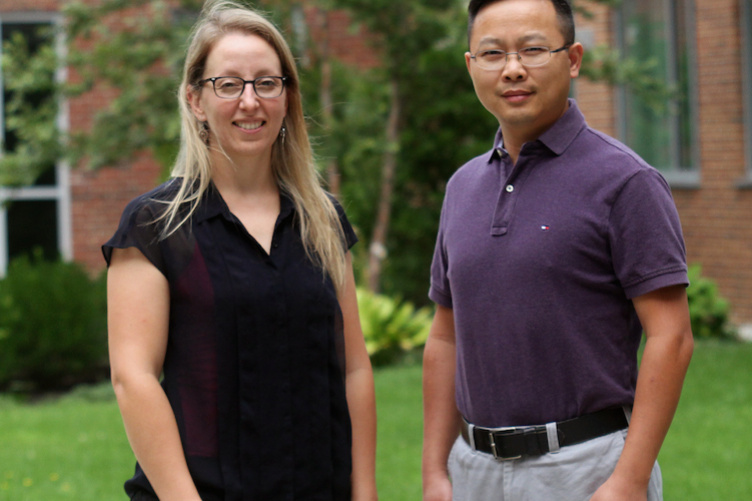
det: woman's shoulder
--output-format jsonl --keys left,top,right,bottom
{"left": 117, "top": 179, "right": 183, "bottom": 225}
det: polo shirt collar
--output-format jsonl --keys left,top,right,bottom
{"left": 486, "top": 98, "right": 587, "bottom": 162}
{"left": 537, "top": 99, "right": 587, "bottom": 156}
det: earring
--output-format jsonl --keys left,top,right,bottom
{"left": 279, "top": 124, "right": 287, "bottom": 144}
{"left": 199, "top": 121, "right": 210, "bottom": 145}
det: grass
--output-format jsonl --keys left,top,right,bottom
{"left": 0, "top": 340, "right": 750, "bottom": 500}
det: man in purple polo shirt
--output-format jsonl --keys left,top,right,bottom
{"left": 422, "top": 0, "right": 694, "bottom": 500}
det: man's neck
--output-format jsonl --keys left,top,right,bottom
{"left": 499, "top": 100, "right": 571, "bottom": 165}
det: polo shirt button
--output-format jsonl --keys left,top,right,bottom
{"left": 505, "top": 184, "right": 514, "bottom": 193}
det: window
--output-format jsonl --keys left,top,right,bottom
{"left": 616, "top": 0, "right": 699, "bottom": 185}
{"left": 0, "top": 12, "right": 70, "bottom": 275}
{"left": 743, "top": 0, "right": 752, "bottom": 180}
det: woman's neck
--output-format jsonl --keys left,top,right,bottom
{"left": 210, "top": 150, "right": 278, "bottom": 197}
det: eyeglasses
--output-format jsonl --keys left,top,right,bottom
{"left": 469, "top": 45, "right": 571, "bottom": 71}
{"left": 198, "top": 76, "right": 287, "bottom": 99}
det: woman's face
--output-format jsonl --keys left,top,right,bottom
{"left": 188, "top": 32, "right": 288, "bottom": 164}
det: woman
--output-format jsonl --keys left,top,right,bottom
{"left": 103, "top": 1, "right": 377, "bottom": 499}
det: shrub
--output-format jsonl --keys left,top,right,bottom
{"left": 357, "top": 288, "right": 434, "bottom": 366}
{"left": 0, "top": 253, "right": 108, "bottom": 392}
{"left": 686, "top": 264, "right": 737, "bottom": 340}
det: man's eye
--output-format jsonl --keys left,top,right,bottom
{"left": 522, "top": 47, "right": 547, "bottom": 55}
{"left": 479, "top": 50, "right": 506, "bottom": 59}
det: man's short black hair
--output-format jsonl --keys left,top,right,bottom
{"left": 467, "top": 0, "right": 575, "bottom": 47}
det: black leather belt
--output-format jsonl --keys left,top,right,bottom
{"left": 460, "top": 407, "right": 628, "bottom": 461}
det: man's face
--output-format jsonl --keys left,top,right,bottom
{"left": 465, "top": 0, "right": 582, "bottom": 139}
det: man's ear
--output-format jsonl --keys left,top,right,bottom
{"left": 186, "top": 84, "right": 207, "bottom": 122}
{"left": 568, "top": 42, "right": 584, "bottom": 78}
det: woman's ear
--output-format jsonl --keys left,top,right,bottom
{"left": 186, "top": 84, "right": 207, "bottom": 122}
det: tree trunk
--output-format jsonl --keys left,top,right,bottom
{"left": 367, "top": 77, "right": 400, "bottom": 293}
{"left": 316, "top": 8, "right": 341, "bottom": 197}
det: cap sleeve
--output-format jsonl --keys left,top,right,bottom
{"left": 102, "top": 185, "right": 172, "bottom": 276}
{"left": 329, "top": 195, "right": 358, "bottom": 251}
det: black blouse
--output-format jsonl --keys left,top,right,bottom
{"left": 102, "top": 180, "right": 357, "bottom": 501}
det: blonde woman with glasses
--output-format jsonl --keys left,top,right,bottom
{"left": 103, "top": 1, "right": 377, "bottom": 499}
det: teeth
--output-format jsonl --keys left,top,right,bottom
{"left": 236, "top": 121, "right": 263, "bottom": 130}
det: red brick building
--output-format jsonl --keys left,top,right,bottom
{"left": 2, "top": 1, "right": 751, "bottom": 335}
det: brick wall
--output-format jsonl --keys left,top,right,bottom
{"left": 577, "top": 0, "right": 752, "bottom": 326}
{"left": 574, "top": 1, "right": 616, "bottom": 138}
{"left": 673, "top": 0, "right": 752, "bottom": 325}
{"left": 1, "top": 0, "right": 163, "bottom": 273}
{"left": 0, "top": 0, "right": 58, "bottom": 12}
{"left": 6, "top": 0, "right": 752, "bottom": 326}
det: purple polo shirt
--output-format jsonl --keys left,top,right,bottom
{"left": 429, "top": 100, "right": 688, "bottom": 428}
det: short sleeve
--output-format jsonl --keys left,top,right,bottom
{"left": 428, "top": 195, "right": 453, "bottom": 308}
{"left": 609, "top": 168, "right": 688, "bottom": 298}
{"left": 101, "top": 189, "right": 169, "bottom": 276}
{"left": 330, "top": 196, "right": 358, "bottom": 251}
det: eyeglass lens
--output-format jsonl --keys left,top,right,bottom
{"left": 213, "top": 77, "right": 285, "bottom": 99}
{"left": 473, "top": 47, "right": 554, "bottom": 70}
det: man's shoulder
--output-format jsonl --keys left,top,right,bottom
{"left": 577, "top": 126, "right": 653, "bottom": 172}
{"left": 446, "top": 150, "right": 493, "bottom": 189}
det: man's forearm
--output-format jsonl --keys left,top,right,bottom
{"left": 422, "top": 306, "right": 461, "bottom": 492}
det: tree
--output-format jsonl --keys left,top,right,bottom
{"left": 0, "top": 0, "right": 201, "bottom": 184}
{"left": 1, "top": 0, "right": 674, "bottom": 304}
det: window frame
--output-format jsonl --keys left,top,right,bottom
{"left": 614, "top": 0, "right": 700, "bottom": 187}
{"left": 742, "top": 0, "right": 752, "bottom": 184}
{"left": 0, "top": 11, "right": 70, "bottom": 276}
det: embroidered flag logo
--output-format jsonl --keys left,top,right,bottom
{"left": 540, "top": 225, "right": 550, "bottom": 231}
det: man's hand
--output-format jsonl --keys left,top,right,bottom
{"left": 423, "top": 472, "right": 453, "bottom": 501}
{"left": 590, "top": 474, "right": 647, "bottom": 501}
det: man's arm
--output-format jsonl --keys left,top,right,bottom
{"left": 422, "top": 305, "right": 461, "bottom": 501}
{"left": 591, "top": 284, "right": 694, "bottom": 501}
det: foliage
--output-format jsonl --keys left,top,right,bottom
{"left": 1, "top": 0, "right": 681, "bottom": 306}
{"left": 0, "top": 253, "right": 108, "bottom": 392}
{"left": 356, "top": 288, "right": 433, "bottom": 366}
{"left": 686, "top": 264, "right": 737, "bottom": 341}
{"left": 0, "top": 29, "right": 60, "bottom": 186}
{"left": 62, "top": 0, "right": 201, "bottom": 171}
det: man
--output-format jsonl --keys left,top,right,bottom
{"left": 422, "top": 0, "right": 694, "bottom": 500}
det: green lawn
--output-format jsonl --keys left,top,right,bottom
{"left": 1, "top": 340, "right": 750, "bottom": 500}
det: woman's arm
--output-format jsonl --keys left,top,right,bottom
{"left": 108, "top": 246, "right": 202, "bottom": 501}
{"left": 339, "top": 252, "right": 378, "bottom": 501}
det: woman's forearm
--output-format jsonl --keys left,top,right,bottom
{"left": 113, "top": 373, "right": 202, "bottom": 501}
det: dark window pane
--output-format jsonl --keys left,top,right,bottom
{"left": 7, "top": 200, "right": 59, "bottom": 261}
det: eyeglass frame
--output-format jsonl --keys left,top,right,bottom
{"left": 197, "top": 75, "right": 288, "bottom": 99}
{"left": 469, "top": 45, "right": 571, "bottom": 70}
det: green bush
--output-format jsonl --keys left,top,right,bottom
{"left": 357, "top": 288, "right": 434, "bottom": 366}
{"left": 686, "top": 264, "right": 737, "bottom": 340}
{"left": 0, "top": 253, "right": 108, "bottom": 392}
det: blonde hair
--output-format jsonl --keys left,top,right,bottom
{"left": 159, "top": 0, "right": 347, "bottom": 291}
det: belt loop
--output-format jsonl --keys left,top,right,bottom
{"left": 545, "top": 422, "right": 560, "bottom": 453}
{"left": 467, "top": 422, "right": 476, "bottom": 450}
{"left": 622, "top": 405, "right": 632, "bottom": 424}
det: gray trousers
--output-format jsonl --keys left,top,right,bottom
{"left": 448, "top": 429, "right": 663, "bottom": 501}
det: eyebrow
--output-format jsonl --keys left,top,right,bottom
{"left": 476, "top": 33, "right": 549, "bottom": 49}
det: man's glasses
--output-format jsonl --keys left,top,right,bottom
{"left": 469, "top": 45, "right": 571, "bottom": 71}
{"left": 198, "top": 76, "right": 287, "bottom": 99}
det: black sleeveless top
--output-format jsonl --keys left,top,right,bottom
{"left": 103, "top": 180, "right": 357, "bottom": 500}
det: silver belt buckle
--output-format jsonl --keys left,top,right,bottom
{"left": 488, "top": 427, "right": 522, "bottom": 461}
